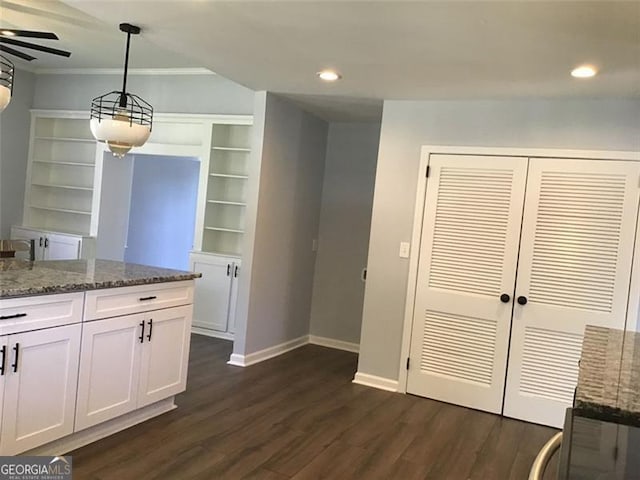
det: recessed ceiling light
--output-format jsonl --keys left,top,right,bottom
{"left": 0, "top": 30, "right": 16, "bottom": 36}
{"left": 571, "top": 65, "right": 597, "bottom": 78}
{"left": 317, "top": 70, "right": 341, "bottom": 82}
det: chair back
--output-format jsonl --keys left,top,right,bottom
{"left": 0, "top": 239, "right": 36, "bottom": 261}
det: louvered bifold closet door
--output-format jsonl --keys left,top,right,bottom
{"left": 504, "top": 158, "right": 640, "bottom": 427}
{"left": 407, "top": 154, "right": 528, "bottom": 413}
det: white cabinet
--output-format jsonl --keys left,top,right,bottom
{"left": 189, "top": 252, "right": 240, "bottom": 336}
{"left": 137, "top": 306, "right": 192, "bottom": 407}
{"left": 197, "top": 123, "right": 252, "bottom": 257}
{"left": 74, "top": 314, "right": 143, "bottom": 431}
{"left": 11, "top": 226, "right": 95, "bottom": 260}
{"left": 24, "top": 111, "right": 99, "bottom": 236}
{"left": 75, "top": 302, "right": 192, "bottom": 431}
{"left": 0, "top": 324, "right": 81, "bottom": 455}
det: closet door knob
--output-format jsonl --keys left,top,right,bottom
{"left": 517, "top": 296, "right": 528, "bottom": 305}
{"left": 500, "top": 294, "right": 511, "bottom": 303}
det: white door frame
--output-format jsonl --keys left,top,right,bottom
{"left": 397, "top": 145, "right": 640, "bottom": 394}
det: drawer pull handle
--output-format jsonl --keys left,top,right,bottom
{"left": 139, "top": 320, "right": 145, "bottom": 343}
{"left": 147, "top": 319, "right": 153, "bottom": 341}
{"left": 11, "top": 343, "right": 19, "bottom": 373}
{"left": 0, "top": 313, "right": 27, "bottom": 320}
{"left": 139, "top": 296, "right": 157, "bottom": 301}
{"left": 0, "top": 345, "right": 6, "bottom": 376}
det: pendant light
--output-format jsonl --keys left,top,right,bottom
{"left": 90, "top": 23, "right": 153, "bottom": 157}
{"left": 0, "top": 54, "right": 14, "bottom": 112}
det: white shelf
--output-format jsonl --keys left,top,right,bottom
{"left": 30, "top": 205, "right": 92, "bottom": 216}
{"left": 32, "top": 183, "right": 93, "bottom": 192}
{"left": 204, "top": 227, "right": 245, "bottom": 234}
{"left": 33, "top": 160, "right": 95, "bottom": 168}
{"left": 35, "top": 136, "right": 95, "bottom": 144}
{"left": 207, "top": 200, "right": 247, "bottom": 206}
{"left": 209, "top": 173, "right": 248, "bottom": 180}
{"left": 212, "top": 146, "right": 251, "bottom": 153}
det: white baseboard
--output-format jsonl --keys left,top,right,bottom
{"left": 192, "top": 326, "right": 234, "bottom": 341}
{"left": 353, "top": 372, "right": 399, "bottom": 392}
{"left": 227, "top": 335, "right": 309, "bottom": 367}
{"left": 309, "top": 335, "right": 359, "bottom": 353}
{"left": 25, "top": 397, "right": 176, "bottom": 456}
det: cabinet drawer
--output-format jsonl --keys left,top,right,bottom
{"left": 84, "top": 281, "right": 194, "bottom": 321}
{"left": 0, "top": 292, "right": 84, "bottom": 335}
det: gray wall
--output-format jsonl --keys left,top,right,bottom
{"left": 234, "top": 92, "right": 328, "bottom": 356}
{"left": 0, "top": 69, "right": 36, "bottom": 237}
{"left": 32, "top": 73, "right": 254, "bottom": 114}
{"left": 309, "top": 122, "right": 380, "bottom": 345}
{"left": 358, "top": 98, "right": 640, "bottom": 381}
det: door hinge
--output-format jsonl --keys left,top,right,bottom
{"left": 425, "top": 165, "right": 430, "bottom": 178}
{"left": 406, "top": 357, "right": 410, "bottom": 370}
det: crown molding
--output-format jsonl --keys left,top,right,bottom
{"left": 33, "top": 67, "right": 216, "bottom": 76}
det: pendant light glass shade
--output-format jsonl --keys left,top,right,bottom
{"left": 89, "top": 24, "right": 153, "bottom": 157}
{"left": 0, "top": 55, "right": 14, "bottom": 113}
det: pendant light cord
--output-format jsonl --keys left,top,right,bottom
{"left": 119, "top": 30, "right": 132, "bottom": 108}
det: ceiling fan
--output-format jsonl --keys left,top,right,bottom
{"left": 0, "top": 29, "right": 71, "bottom": 61}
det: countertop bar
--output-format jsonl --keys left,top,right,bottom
{"left": 0, "top": 259, "right": 201, "bottom": 298}
{"left": 574, "top": 325, "right": 640, "bottom": 427}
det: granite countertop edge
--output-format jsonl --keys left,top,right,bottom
{"left": 1, "top": 273, "right": 202, "bottom": 299}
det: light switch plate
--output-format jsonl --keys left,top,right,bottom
{"left": 312, "top": 239, "right": 319, "bottom": 252}
{"left": 399, "top": 242, "right": 410, "bottom": 258}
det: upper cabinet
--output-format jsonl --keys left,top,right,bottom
{"left": 18, "top": 111, "right": 253, "bottom": 260}
{"left": 24, "top": 111, "right": 99, "bottom": 236}
{"left": 199, "top": 123, "right": 253, "bottom": 257}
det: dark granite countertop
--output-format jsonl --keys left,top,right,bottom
{"left": 0, "top": 259, "right": 201, "bottom": 299}
{"left": 574, "top": 326, "right": 640, "bottom": 427}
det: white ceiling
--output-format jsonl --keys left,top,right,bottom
{"left": 0, "top": 0, "right": 202, "bottom": 69}
{"left": 5, "top": 1, "right": 640, "bottom": 121}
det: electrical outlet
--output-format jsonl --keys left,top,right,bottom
{"left": 399, "top": 242, "right": 410, "bottom": 258}
{"left": 312, "top": 238, "right": 319, "bottom": 252}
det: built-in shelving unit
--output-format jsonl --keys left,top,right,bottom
{"left": 201, "top": 123, "right": 252, "bottom": 257}
{"left": 24, "top": 112, "right": 98, "bottom": 235}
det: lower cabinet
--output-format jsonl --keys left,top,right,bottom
{"left": 75, "top": 305, "right": 192, "bottom": 431}
{"left": 190, "top": 252, "right": 240, "bottom": 335}
{"left": 0, "top": 324, "right": 81, "bottom": 455}
{"left": 11, "top": 226, "right": 96, "bottom": 260}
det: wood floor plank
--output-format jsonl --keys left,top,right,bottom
{"left": 69, "top": 335, "right": 559, "bottom": 480}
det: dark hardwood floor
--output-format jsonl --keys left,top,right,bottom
{"left": 71, "top": 335, "right": 559, "bottom": 479}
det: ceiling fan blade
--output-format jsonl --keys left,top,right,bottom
{"left": 0, "top": 29, "right": 58, "bottom": 40}
{"left": 0, "top": 44, "right": 35, "bottom": 61}
{"left": 0, "top": 37, "right": 70, "bottom": 57}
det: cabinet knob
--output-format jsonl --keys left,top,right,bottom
{"left": 517, "top": 296, "right": 528, "bottom": 305}
{"left": 500, "top": 294, "right": 511, "bottom": 303}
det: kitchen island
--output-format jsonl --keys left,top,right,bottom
{"left": 0, "top": 259, "right": 201, "bottom": 455}
{"left": 553, "top": 326, "right": 640, "bottom": 479}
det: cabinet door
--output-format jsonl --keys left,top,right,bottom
{"left": 138, "top": 305, "right": 192, "bottom": 407}
{"left": 190, "top": 255, "right": 233, "bottom": 331}
{"left": 504, "top": 159, "right": 640, "bottom": 427}
{"left": 407, "top": 154, "right": 528, "bottom": 413}
{"left": 228, "top": 261, "right": 241, "bottom": 334}
{"left": 75, "top": 314, "right": 144, "bottom": 431}
{"left": 0, "top": 324, "right": 81, "bottom": 455}
{"left": 44, "top": 233, "right": 81, "bottom": 260}
{"left": 11, "top": 227, "right": 44, "bottom": 260}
